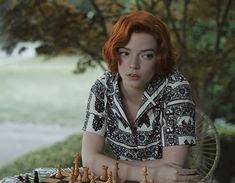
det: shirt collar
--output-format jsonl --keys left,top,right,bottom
{"left": 112, "top": 73, "right": 120, "bottom": 94}
{"left": 113, "top": 73, "right": 163, "bottom": 96}
{"left": 112, "top": 73, "right": 167, "bottom": 124}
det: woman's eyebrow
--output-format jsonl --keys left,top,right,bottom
{"left": 120, "top": 47, "right": 156, "bottom": 52}
{"left": 118, "top": 47, "right": 130, "bottom": 50}
{"left": 140, "top": 49, "right": 156, "bottom": 52}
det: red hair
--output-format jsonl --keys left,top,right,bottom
{"left": 102, "top": 10, "right": 177, "bottom": 77}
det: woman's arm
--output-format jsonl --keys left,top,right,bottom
{"left": 82, "top": 132, "right": 147, "bottom": 181}
{"left": 82, "top": 132, "right": 199, "bottom": 182}
{"left": 120, "top": 145, "right": 199, "bottom": 182}
{"left": 120, "top": 145, "right": 189, "bottom": 168}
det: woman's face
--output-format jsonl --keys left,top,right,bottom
{"left": 118, "top": 32, "right": 157, "bottom": 91}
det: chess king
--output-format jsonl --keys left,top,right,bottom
{"left": 82, "top": 10, "right": 199, "bottom": 183}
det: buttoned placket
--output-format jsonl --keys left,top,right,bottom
{"left": 111, "top": 73, "right": 169, "bottom": 159}
{"left": 112, "top": 75, "right": 159, "bottom": 147}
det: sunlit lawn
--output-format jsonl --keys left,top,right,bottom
{"left": 0, "top": 55, "right": 104, "bottom": 127}
{"left": 0, "top": 55, "right": 104, "bottom": 178}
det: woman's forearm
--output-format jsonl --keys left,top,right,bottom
{"left": 82, "top": 153, "right": 199, "bottom": 183}
{"left": 119, "top": 159, "right": 165, "bottom": 168}
{"left": 82, "top": 153, "right": 156, "bottom": 182}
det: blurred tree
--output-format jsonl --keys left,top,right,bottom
{"left": 162, "top": 0, "right": 235, "bottom": 121}
{"left": 0, "top": 0, "right": 234, "bottom": 122}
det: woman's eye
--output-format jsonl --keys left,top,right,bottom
{"left": 118, "top": 51, "right": 129, "bottom": 57}
{"left": 141, "top": 53, "right": 155, "bottom": 60}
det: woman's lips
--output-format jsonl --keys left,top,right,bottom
{"left": 127, "top": 73, "right": 140, "bottom": 80}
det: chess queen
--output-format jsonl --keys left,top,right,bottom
{"left": 82, "top": 10, "right": 199, "bottom": 183}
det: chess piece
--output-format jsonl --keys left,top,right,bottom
{"left": 74, "top": 153, "right": 81, "bottom": 179}
{"left": 100, "top": 165, "right": 108, "bottom": 181}
{"left": 106, "top": 171, "right": 112, "bottom": 183}
{"left": 34, "top": 171, "right": 39, "bottom": 183}
{"left": 74, "top": 156, "right": 80, "bottom": 178}
{"left": 113, "top": 162, "right": 121, "bottom": 183}
{"left": 82, "top": 167, "right": 90, "bottom": 182}
{"left": 55, "top": 164, "right": 64, "bottom": 179}
{"left": 140, "top": 167, "right": 149, "bottom": 183}
{"left": 24, "top": 175, "right": 30, "bottom": 183}
{"left": 69, "top": 173, "right": 74, "bottom": 183}
{"left": 68, "top": 166, "right": 76, "bottom": 183}
{"left": 69, "top": 166, "right": 75, "bottom": 183}
{"left": 17, "top": 176, "right": 24, "bottom": 182}
{"left": 77, "top": 174, "right": 82, "bottom": 183}
{"left": 74, "top": 153, "right": 82, "bottom": 167}
{"left": 90, "top": 172, "right": 96, "bottom": 183}
{"left": 74, "top": 166, "right": 79, "bottom": 179}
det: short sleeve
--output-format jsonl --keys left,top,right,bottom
{"left": 82, "top": 79, "right": 107, "bottom": 136}
{"left": 161, "top": 79, "right": 196, "bottom": 147}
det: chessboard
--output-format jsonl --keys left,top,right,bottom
{"left": 41, "top": 169, "right": 137, "bottom": 183}
{"left": 41, "top": 169, "right": 74, "bottom": 183}
{"left": 41, "top": 153, "right": 139, "bottom": 183}
{"left": 14, "top": 153, "right": 147, "bottom": 183}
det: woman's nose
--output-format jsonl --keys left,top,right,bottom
{"left": 129, "top": 55, "right": 140, "bottom": 69}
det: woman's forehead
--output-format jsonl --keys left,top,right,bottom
{"left": 124, "top": 32, "right": 157, "bottom": 51}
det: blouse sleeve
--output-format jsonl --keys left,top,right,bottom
{"left": 161, "top": 79, "right": 196, "bottom": 147}
{"left": 82, "top": 79, "right": 107, "bottom": 136}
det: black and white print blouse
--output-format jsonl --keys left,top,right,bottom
{"left": 83, "top": 70, "right": 196, "bottom": 161}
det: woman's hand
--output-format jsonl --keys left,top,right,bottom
{"left": 154, "top": 163, "right": 200, "bottom": 183}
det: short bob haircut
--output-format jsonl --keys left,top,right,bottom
{"left": 102, "top": 10, "right": 177, "bottom": 78}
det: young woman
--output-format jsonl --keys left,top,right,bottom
{"left": 82, "top": 10, "right": 199, "bottom": 182}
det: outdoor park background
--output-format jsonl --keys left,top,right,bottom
{"left": 0, "top": 0, "right": 235, "bottom": 182}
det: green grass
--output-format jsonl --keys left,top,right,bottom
{"left": 0, "top": 55, "right": 103, "bottom": 126}
{"left": 0, "top": 133, "right": 114, "bottom": 180}
{"left": 0, "top": 55, "right": 106, "bottom": 178}
{"left": 0, "top": 134, "right": 83, "bottom": 179}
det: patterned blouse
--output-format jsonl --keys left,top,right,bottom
{"left": 83, "top": 70, "right": 196, "bottom": 161}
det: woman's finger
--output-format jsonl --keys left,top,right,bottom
{"left": 177, "top": 168, "right": 198, "bottom": 175}
{"left": 176, "top": 174, "right": 201, "bottom": 182}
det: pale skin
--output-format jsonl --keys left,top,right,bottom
{"left": 82, "top": 32, "right": 199, "bottom": 183}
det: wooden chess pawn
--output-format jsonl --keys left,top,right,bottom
{"left": 74, "top": 154, "right": 81, "bottom": 170}
{"left": 74, "top": 166, "right": 80, "bottom": 179}
{"left": 113, "top": 162, "right": 121, "bottom": 183}
{"left": 55, "top": 164, "right": 64, "bottom": 179}
{"left": 140, "top": 167, "right": 149, "bottom": 183}
{"left": 106, "top": 171, "right": 112, "bottom": 183}
{"left": 100, "top": 165, "right": 108, "bottom": 181}
{"left": 74, "top": 153, "right": 81, "bottom": 167}
{"left": 82, "top": 167, "right": 90, "bottom": 183}
{"left": 69, "top": 173, "right": 74, "bottom": 183}
{"left": 90, "top": 172, "right": 96, "bottom": 183}
{"left": 76, "top": 174, "right": 82, "bottom": 183}
{"left": 69, "top": 166, "right": 75, "bottom": 183}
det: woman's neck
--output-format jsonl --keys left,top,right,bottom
{"left": 120, "top": 81, "right": 144, "bottom": 103}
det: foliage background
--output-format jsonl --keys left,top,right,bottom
{"left": 0, "top": 0, "right": 234, "bottom": 122}
{"left": 0, "top": 0, "right": 234, "bottom": 182}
